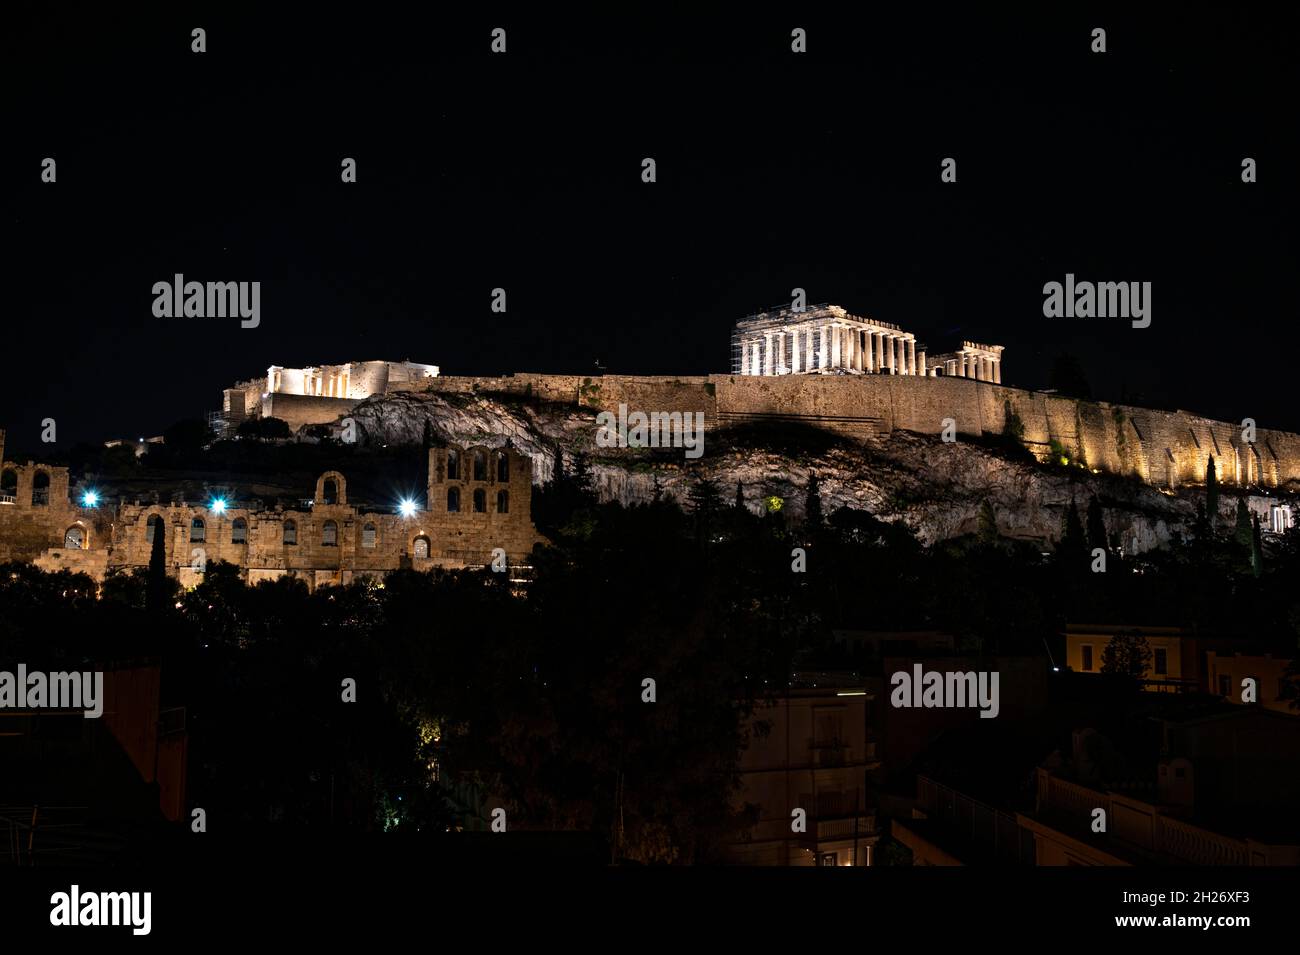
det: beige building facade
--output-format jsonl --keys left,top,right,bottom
{"left": 1, "top": 427, "right": 544, "bottom": 591}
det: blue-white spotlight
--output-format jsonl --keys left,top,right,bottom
{"left": 211, "top": 498, "right": 228, "bottom": 514}
{"left": 81, "top": 491, "right": 99, "bottom": 507}
{"left": 398, "top": 499, "right": 417, "bottom": 517}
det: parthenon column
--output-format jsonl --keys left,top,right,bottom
{"left": 993, "top": 358, "right": 1001, "bottom": 384}
{"left": 875, "top": 332, "right": 886, "bottom": 372}
{"left": 806, "top": 330, "right": 814, "bottom": 372}
{"left": 819, "top": 325, "right": 830, "bottom": 370}
{"left": 863, "top": 331, "right": 873, "bottom": 372}
{"left": 906, "top": 339, "right": 916, "bottom": 376}
{"left": 959, "top": 353, "right": 969, "bottom": 378}
{"left": 741, "top": 339, "right": 749, "bottom": 375}
{"left": 829, "top": 326, "right": 840, "bottom": 369}
{"left": 764, "top": 333, "right": 774, "bottom": 376}
{"left": 917, "top": 349, "right": 927, "bottom": 376}
{"left": 886, "top": 336, "right": 896, "bottom": 374}
{"left": 790, "top": 329, "right": 800, "bottom": 373}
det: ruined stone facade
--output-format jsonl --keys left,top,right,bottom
{"left": 219, "top": 359, "right": 439, "bottom": 433}
{"left": 0, "top": 428, "right": 114, "bottom": 576}
{"left": 1, "top": 429, "right": 544, "bottom": 591}
{"left": 730, "top": 304, "right": 1004, "bottom": 382}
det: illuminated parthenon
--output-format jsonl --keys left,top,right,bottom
{"left": 730, "top": 305, "right": 1003, "bottom": 382}
{"left": 927, "top": 341, "right": 1005, "bottom": 383}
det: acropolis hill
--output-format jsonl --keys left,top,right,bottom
{"left": 217, "top": 305, "right": 1300, "bottom": 492}
{"left": 2, "top": 305, "right": 1297, "bottom": 582}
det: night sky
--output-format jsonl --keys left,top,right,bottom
{"left": 7, "top": 5, "right": 1297, "bottom": 454}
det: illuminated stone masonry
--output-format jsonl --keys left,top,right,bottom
{"left": 218, "top": 359, "right": 439, "bottom": 433}
{"left": 730, "top": 304, "right": 1004, "bottom": 382}
{"left": 0, "top": 428, "right": 544, "bottom": 591}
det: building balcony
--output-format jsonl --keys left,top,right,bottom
{"left": 1027, "top": 768, "right": 1297, "bottom": 865}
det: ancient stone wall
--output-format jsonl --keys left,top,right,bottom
{"left": 0, "top": 451, "right": 107, "bottom": 563}
{"left": 395, "top": 372, "right": 1300, "bottom": 489}
{"left": 261, "top": 393, "right": 360, "bottom": 431}
{"left": 3, "top": 445, "right": 545, "bottom": 590}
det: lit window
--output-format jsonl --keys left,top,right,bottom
{"left": 283, "top": 519, "right": 297, "bottom": 545}
{"left": 362, "top": 523, "right": 377, "bottom": 548}
{"left": 64, "top": 526, "right": 85, "bottom": 549}
{"left": 190, "top": 517, "right": 206, "bottom": 543}
{"left": 413, "top": 536, "right": 430, "bottom": 559}
{"left": 322, "top": 521, "right": 338, "bottom": 546}
{"left": 232, "top": 518, "right": 247, "bottom": 544}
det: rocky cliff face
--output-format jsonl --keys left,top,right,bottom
{"left": 340, "top": 390, "right": 1198, "bottom": 552}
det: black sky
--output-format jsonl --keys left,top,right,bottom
{"left": 6, "top": 5, "right": 1297, "bottom": 454}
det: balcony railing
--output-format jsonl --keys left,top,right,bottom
{"left": 1035, "top": 769, "right": 1254, "bottom": 865}
{"left": 0, "top": 493, "right": 15, "bottom": 505}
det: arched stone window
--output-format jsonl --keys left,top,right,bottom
{"left": 497, "top": 452, "right": 510, "bottom": 482}
{"left": 64, "top": 526, "right": 85, "bottom": 549}
{"left": 362, "top": 523, "right": 377, "bottom": 548}
{"left": 231, "top": 518, "right": 248, "bottom": 544}
{"left": 322, "top": 520, "right": 339, "bottom": 546}
{"left": 447, "top": 487, "right": 460, "bottom": 513}
{"left": 145, "top": 514, "right": 163, "bottom": 543}
{"left": 283, "top": 519, "right": 297, "bottom": 545}
{"left": 413, "top": 535, "right": 430, "bottom": 559}
{"left": 473, "top": 449, "right": 487, "bottom": 481}
{"left": 32, "top": 471, "right": 50, "bottom": 506}
{"left": 446, "top": 449, "right": 460, "bottom": 480}
{"left": 322, "top": 479, "right": 338, "bottom": 505}
{"left": 190, "top": 517, "right": 206, "bottom": 543}
{"left": 497, "top": 490, "right": 509, "bottom": 514}
{"left": 473, "top": 488, "right": 487, "bottom": 513}
{"left": 0, "top": 469, "right": 17, "bottom": 502}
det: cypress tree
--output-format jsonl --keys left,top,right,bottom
{"left": 1059, "top": 498, "right": 1086, "bottom": 562}
{"left": 734, "top": 480, "right": 745, "bottom": 512}
{"left": 1086, "top": 495, "right": 1108, "bottom": 552}
{"left": 146, "top": 516, "right": 168, "bottom": 613}
{"left": 1234, "top": 498, "right": 1252, "bottom": 549}
{"left": 1251, "top": 513, "right": 1264, "bottom": 577}
{"left": 1206, "top": 456, "right": 1219, "bottom": 526}
{"left": 805, "top": 472, "right": 823, "bottom": 529}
